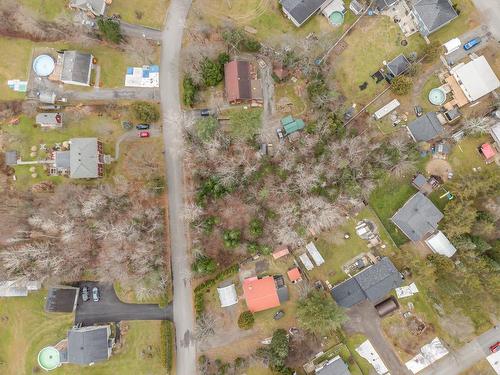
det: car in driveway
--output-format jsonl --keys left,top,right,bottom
{"left": 276, "top": 128, "right": 285, "bottom": 143}
{"left": 82, "top": 286, "right": 89, "bottom": 302}
{"left": 139, "top": 131, "right": 150, "bottom": 138}
{"left": 136, "top": 123, "right": 150, "bottom": 130}
{"left": 463, "top": 37, "right": 481, "bottom": 51}
{"left": 273, "top": 310, "right": 285, "bottom": 320}
{"left": 491, "top": 341, "right": 500, "bottom": 353}
{"left": 414, "top": 105, "right": 423, "bottom": 117}
{"left": 200, "top": 109, "right": 211, "bottom": 117}
{"left": 92, "top": 287, "right": 100, "bottom": 302}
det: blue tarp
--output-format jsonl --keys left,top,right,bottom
{"left": 150, "top": 65, "right": 160, "bottom": 73}
{"left": 126, "top": 67, "right": 134, "bottom": 74}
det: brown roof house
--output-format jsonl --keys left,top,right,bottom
{"left": 224, "top": 60, "right": 263, "bottom": 106}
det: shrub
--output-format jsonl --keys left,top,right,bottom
{"left": 238, "top": 311, "right": 255, "bottom": 330}
{"left": 223, "top": 229, "right": 241, "bottom": 248}
{"left": 192, "top": 255, "right": 217, "bottom": 275}
{"left": 195, "top": 117, "right": 219, "bottom": 141}
{"left": 390, "top": 75, "right": 413, "bottom": 96}
{"left": 132, "top": 101, "right": 160, "bottom": 123}
{"left": 97, "top": 17, "right": 122, "bottom": 44}
{"left": 249, "top": 218, "right": 263, "bottom": 237}
{"left": 183, "top": 74, "right": 198, "bottom": 107}
{"left": 201, "top": 57, "right": 223, "bottom": 87}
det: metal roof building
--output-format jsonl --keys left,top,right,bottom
{"left": 425, "top": 231, "right": 457, "bottom": 257}
{"left": 217, "top": 282, "right": 238, "bottom": 308}
{"left": 243, "top": 276, "right": 281, "bottom": 313}
{"left": 306, "top": 242, "right": 325, "bottom": 266}
{"left": 450, "top": 56, "right": 500, "bottom": 102}
{"left": 36, "top": 113, "right": 63, "bottom": 128}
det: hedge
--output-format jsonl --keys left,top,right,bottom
{"left": 161, "top": 321, "right": 174, "bottom": 372}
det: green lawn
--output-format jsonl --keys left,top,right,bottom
{"left": 369, "top": 178, "right": 417, "bottom": 246}
{"left": 420, "top": 74, "right": 441, "bottom": 113}
{"left": 448, "top": 134, "right": 491, "bottom": 175}
{"left": 274, "top": 81, "right": 307, "bottom": 116}
{"left": 18, "top": 0, "right": 69, "bottom": 21}
{"left": 108, "top": 0, "right": 170, "bottom": 29}
{"left": 333, "top": 16, "right": 426, "bottom": 105}
{"left": 309, "top": 207, "right": 399, "bottom": 285}
{"left": 0, "top": 37, "right": 33, "bottom": 100}
{"left": 226, "top": 107, "right": 263, "bottom": 139}
{"left": 0, "top": 292, "right": 166, "bottom": 375}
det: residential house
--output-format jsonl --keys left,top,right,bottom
{"left": 425, "top": 231, "right": 456, "bottom": 257}
{"left": 65, "top": 326, "right": 114, "bottom": 365}
{"left": 449, "top": 56, "right": 500, "bottom": 103}
{"left": 243, "top": 276, "right": 288, "bottom": 312}
{"left": 0, "top": 280, "right": 41, "bottom": 297}
{"left": 36, "top": 113, "right": 63, "bottom": 128}
{"left": 217, "top": 282, "right": 238, "bottom": 308}
{"left": 69, "top": 138, "right": 105, "bottom": 179}
{"left": 331, "top": 257, "right": 403, "bottom": 308}
{"left": 45, "top": 286, "right": 79, "bottom": 313}
{"left": 60, "top": 51, "right": 93, "bottom": 86}
{"left": 407, "top": 112, "right": 444, "bottom": 142}
{"left": 224, "top": 60, "right": 263, "bottom": 105}
{"left": 316, "top": 355, "right": 351, "bottom": 375}
{"left": 411, "top": 0, "right": 458, "bottom": 37}
{"left": 280, "top": 0, "right": 332, "bottom": 27}
{"left": 69, "top": 0, "right": 107, "bottom": 17}
{"left": 391, "top": 192, "right": 444, "bottom": 241}
{"left": 386, "top": 54, "right": 411, "bottom": 78}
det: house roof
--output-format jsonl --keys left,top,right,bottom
{"left": 224, "top": 60, "right": 252, "bottom": 102}
{"left": 70, "top": 0, "right": 106, "bottom": 16}
{"left": 387, "top": 54, "right": 410, "bottom": 77}
{"left": 349, "top": 0, "right": 364, "bottom": 14}
{"left": 376, "top": 0, "right": 398, "bottom": 11}
{"left": 45, "top": 286, "right": 79, "bottom": 312}
{"left": 407, "top": 112, "right": 444, "bottom": 142}
{"left": 283, "top": 118, "right": 305, "bottom": 135}
{"left": 316, "top": 355, "right": 351, "bottom": 375}
{"left": 490, "top": 123, "right": 500, "bottom": 144}
{"left": 217, "top": 282, "right": 238, "bottom": 307}
{"left": 61, "top": 51, "right": 93, "bottom": 85}
{"left": 55, "top": 151, "right": 71, "bottom": 169}
{"left": 36, "top": 113, "right": 62, "bottom": 125}
{"left": 450, "top": 56, "right": 500, "bottom": 102}
{"left": 412, "top": 174, "right": 427, "bottom": 189}
{"left": 331, "top": 257, "right": 403, "bottom": 308}
{"left": 4, "top": 151, "right": 17, "bottom": 166}
{"left": 391, "top": 192, "right": 444, "bottom": 241}
{"left": 67, "top": 326, "right": 110, "bottom": 365}
{"left": 481, "top": 143, "right": 496, "bottom": 159}
{"left": 425, "top": 231, "right": 457, "bottom": 257}
{"left": 412, "top": 0, "right": 458, "bottom": 36}
{"left": 287, "top": 267, "right": 302, "bottom": 282}
{"left": 272, "top": 247, "right": 290, "bottom": 259}
{"left": 280, "top": 0, "right": 331, "bottom": 26}
{"left": 243, "top": 276, "right": 280, "bottom": 312}
{"left": 70, "top": 138, "right": 100, "bottom": 179}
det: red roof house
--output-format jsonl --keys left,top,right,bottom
{"left": 224, "top": 60, "right": 263, "bottom": 105}
{"left": 287, "top": 267, "right": 302, "bottom": 283}
{"left": 243, "top": 276, "right": 281, "bottom": 312}
{"left": 480, "top": 143, "right": 496, "bottom": 163}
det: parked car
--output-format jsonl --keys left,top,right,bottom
{"left": 92, "top": 287, "right": 100, "bottom": 302}
{"left": 200, "top": 109, "right": 211, "bottom": 117}
{"left": 82, "top": 286, "right": 89, "bottom": 302}
{"left": 273, "top": 310, "right": 285, "bottom": 320}
{"left": 136, "top": 123, "right": 150, "bottom": 130}
{"left": 414, "top": 105, "right": 423, "bottom": 117}
{"left": 139, "top": 131, "right": 150, "bottom": 138}
{"left": 490, "top": 342, "right": 500, "bottom": 353}
{"left": 463, "top": 37, "right": 481, "bottom": 51}
{"left": 276, "top": 128, "right": 285, "bottom": 143}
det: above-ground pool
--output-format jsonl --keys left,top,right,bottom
{"left": 428, "top": 87, "right": 446, "bottom": 106}
{"left": 38, "top": 347, "right": 61, "bottom": 371}
{"left": 33, "top": 55, "right": 55, "bottom": 77}
{"left": 329, "top": 11, "right": 344, "bottom": 26}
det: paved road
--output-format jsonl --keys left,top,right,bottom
{"left": 472, "top": 0, "right": 500, "bottom": 40}
{"left": 74, "top": 282, "right": 172, "bottom": 326}
{"left": 420, "top": 328, "right": 499, "bottom": 375}
{"left": 64, "top": 87, "right": 159, "bottom": 101}
{"left": 160, "top": 1, "right": 196, "bottom": 375}
{"left": 344, "top": 300, "right": 412, "bottom": 375}
{"left": 120, "top": 21, "right": 162, "bottom": 41}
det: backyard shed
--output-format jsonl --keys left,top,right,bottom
{"left": 287, "top": 268, "right": 302, "bottom": 283}
{"left": 306, "top": 242, "right": 325, "bottom": 266}
{"left": 386, "top": 54, "right": 410, "bottom": 77}
{"left": 36, "top": 113, "right": 63, "bottom": 128}
{"left": 281, "top": 115, "right": 305, "bottom": 135}
{"left": 490, "top": 123, "right": 500, "bottom": 145}
{"left": 299, "top": 253, "right": 315, "bottom": 271}
{"left": 272, "top": 247, "right": 290, "bottom": 260}
{"left": 373, "top": 99, "right": 400, "bottom": 120}
{"left": 217, "top": 282, "right": 238, "bottom": 307}
{"left": 4, "top": 151, "right": 18, "bottom": 166}
{"left": 425, "top": 231, "right": 456, "bottom": 257}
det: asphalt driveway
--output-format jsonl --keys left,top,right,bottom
{"left": 74, "top": 282, "right": 172, "bottom": 326}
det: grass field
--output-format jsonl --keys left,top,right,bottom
{"left": 344, "top": 333, "right": 371, "bottom": 375}
{"left": 420, "top": 74, "right": 441, "bottom": 113}
{"left": 448, "top": 134, "right": 491, "bottom": 174}
{"left": 0, "top": 38, "right": 34, "bottom": 101}
{"left": 0, "top": 292, "right": 166, "bottom": 375}
{"left": 429, "top": 0, "right": 479, "bottom": 44}
{"left": 18, "top": 0, "right": 69, "bottom": 21}
{"left": 108, "top": 0, "right": 170, "bottom": 29}
{"left": 332, "top": 16, "right": 426, "bottom": 105}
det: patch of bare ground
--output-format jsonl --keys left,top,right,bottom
{"left": 438, "top": 312, "right": 475, "bottom": 344}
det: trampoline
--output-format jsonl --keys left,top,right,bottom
{"left": 38, "top": 347, "right": 61, "bottom": 371}
{"left": 33, "top": 55, "right": 55, "bottom": 77}
{"left": 329, "top": 11, "right": 344, "bottom": 26}
{"left": 428, "top": 88, "right": 446, "bottom": 106}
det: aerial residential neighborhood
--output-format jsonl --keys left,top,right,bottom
{"left": 0, "top": 1, "right": 499, "bottom": 375}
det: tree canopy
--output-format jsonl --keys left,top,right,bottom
{"left": 390, "top": 75, "right": 413, "bottom": 95}
{"left": 296, "top": 290, "right": 347, "bottom": 334}
{"left": 132, "top": 102, "right": 160, "bottom": 123}
{"left": 97, "top": 17, "right": 122, "bottom": 44}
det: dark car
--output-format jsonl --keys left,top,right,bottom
{"left": 273, "top": 310, "right": 285, "bottom": 320}
{"left": 92, "top": 287, "right": 100, "bottom": 302}
{"left": 463, "top": 38, "right": 481, "bottom": 51}
{"left": 136, "top": 123, "right": 150, "bottom": 130}
{"left": 200, "top": 109, "right": 211, "bottom": 117}
{"left": 414, "top": 105, "right": 423, "bottom": 117}
{"left": 82, "top": 286, "right": 89, "bottom": 302}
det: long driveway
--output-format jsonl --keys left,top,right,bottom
{"left": 472, "top": 0, "right": 500, "bottom": 40}
{"left": 160, "top": 1, "right": 196, "bottom": 375}
{"left": 420, "top": 328, "right": 499, "bottom": 375}
{"left": 64, "top": 87, "right": 159, "bottom": 101}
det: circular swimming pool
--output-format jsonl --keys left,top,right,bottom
{"left": 329, "top": 11, "right": 344, "bottom": 26}
{"left": 33, "top": 55, "right": 55, "bottom": 77}
{"left": 428, "top": 87, "right": 446, "bottom": 106}
{"left": 38, "top": 347, "right": 61, "bottom": 371}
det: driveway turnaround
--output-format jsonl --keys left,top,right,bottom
{"left": 75, "top": 282, "right": 172, "bottom": 326}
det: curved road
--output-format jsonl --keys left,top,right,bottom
{"left": 160, "top": 1, "right": 196, "bottom": 375}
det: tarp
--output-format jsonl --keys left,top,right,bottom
{"left": 486, "top": 350, "right": 500, "bottom": 375}
{"left": 405, "top": 337, "right": 449, "bottom": 374}
{"left": 299, "top": 253, "right": 314, "bottom": 271}
{"left": 306, "top": 242, "right": 325, "bottom": 266}
{"left": 125, "top": 65, "right": 159, "bottom": 88}
{"left": 396, "top": 282, "right": 419, "bottom": 299}
{"left": 356, "top": 340, "right": 389, "bottom": 374}
{"left": 425, "top": 231, "right": 457, "bottom": 257}
{"left": 217, "top": 283, "right": 238, "bottom": 307}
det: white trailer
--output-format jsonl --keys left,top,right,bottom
{"left": 373, "top": 99, "right": 400, "bottom": 120}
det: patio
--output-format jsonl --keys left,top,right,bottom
{"left": 381, "top": 0, "right": 418, "bottom": 37}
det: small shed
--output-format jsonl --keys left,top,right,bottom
{"left": 375, "top": 297, "right": 399, "bottom": 317}
{"left": 299, "top": 253, "right": 314, "bottom": 271}
{"left": 281, "top": 115, "right": 305, "bottom": 136}
{"left": 4, "top": 151, "right": 18, "bottom": 166}
{"left": 386, "top": 54, "right": 410, "bottom": 77}
{"left": 349, "top": 0, "right": 364, "bottom": 15}
{"left": 272, "top": 247, "right": 290, "bottom": 260}
{"left": 480, "top": 143, "right": 496, "bottom": 163}
{"left": 287, "top": 268, "right": 302, "bottom": 283}
{"left": 217, "top": 282, "right": 238, "bottom": 307}
{"left": 306, "top": 242, "right": 325, "bottom": 266}
{"left": 489, "top": 123, "right": 500, "bottom": 145}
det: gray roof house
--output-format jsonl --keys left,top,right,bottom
{"left": 60, "top": 51, "right": 93, "bottom": 86}
{"left": 65, "top": 326, "right": 114, "bottom": 365}
{"left": 387, "top": 54, "right": 411, "bottom": 77}
{"left": 316, "top": 355, "right": 351, "bottom": 375}
{"left": 36, "top": 113, "right": 63, "bottom": 128}
{"left": 331, "top": 257, "right": 403, "bottom": 308}
{"left": 407, "top": 112, "right": 444, "bottom": 142}
{"left": 4, "top": 151, "right": 18, "bottom": 166}
{"left": 391, "top": 192, "right": 444, "bottom": 241}
{"left": 375, "top": 0, "right": 398, "bottom": 11}
{"left": 279, "top": 0, "right": 332, "bottom": 27}
{"left": 69, "top": 138, "right": 104, "bottom": 179}
{"left": 69, "top": 0, "right": 107, "bottom": 16}
{"left": 45, "top": 286, "right": 79, "bottom": 312}
{"left": 411, "top": 0, "right": 458, "bottom": 36}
